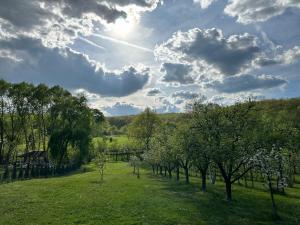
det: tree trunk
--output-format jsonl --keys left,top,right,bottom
{"left": 159, "top": 166, "right": 163, "bottom": 175}
{"left": 176, "top": 166, "right": 180, "bottom": 181}
{"left": 168, "top": 164, "right": 172, "bottom": 178}
{"left": 243, "top": 165, "right": 247, "bottom": 187}
{"left": 200, "top": 170, "right": 207, "bottom": 192}
{"left": 268, "top": 178, "right": 279, "bottom": 219}
{"left": 225, "top": 180, "right": 232, "bottom": 202}
{"left": 250, "top": 168, "right": 254, "bottom": 188}
{"left": 184, "top": 166, "right": 189, "bottom": 184}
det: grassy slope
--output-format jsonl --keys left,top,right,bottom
{"left": 0, "top": 162, "right": 299, "bottom": 225}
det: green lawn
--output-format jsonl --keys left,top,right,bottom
{"left": 93, "top": 135, "right": 133, "bottom": 149}
{"left": 0, "top": 162, "right": 299, "bottom": 225}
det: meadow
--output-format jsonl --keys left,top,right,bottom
{"left": 0, "top": 162, "right": 299, "bottom": 225}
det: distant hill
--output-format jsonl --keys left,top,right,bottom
{"left": 105, "top": 98, "right": 300, "bottom": 134}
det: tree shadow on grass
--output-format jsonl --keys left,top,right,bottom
{"left": 146, "top": 173, "right": 300, "bottom": 225}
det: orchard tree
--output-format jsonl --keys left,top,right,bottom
{"left": 173, "top": 121, "right": 196, "bottom": 184}
{"left": 254, "top": 148, "right": 286, "bottom": 219}
{"left": 130, "top": 155, "right": 142, "bottom": 178}
{"left": 147, "top": 122, "right": 177, "bottom": 177}
{"left": 192, "top": 101, "right": 257, "bottom": 201}
{"left": 128, "top": 108, "right": 160, "bottom": 154}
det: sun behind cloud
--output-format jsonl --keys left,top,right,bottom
{"left": 107, "top": 17, "right": 136, "bottom": 39}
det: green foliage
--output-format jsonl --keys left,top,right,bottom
{"left": 128, "top": 107, "right": 160, "bottom": 152}
{"left": 48, "top": 95, "right": 93, "bottom": 165}
{"left": 0, "top": 80, "right": 105, "bottom": 167}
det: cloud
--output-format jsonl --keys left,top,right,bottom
{"left": 155, "top": 28, "right": 260, "bottom": 76}
{"left": 161, "top": 62, "right": 195, "bottom": 84}
{"left": 0, "top": 0, "right": 161, "bottom": 47}
{"left": 172, "top": 91, "right": 200, "bottom": 99}
{"left": 103, "top": 102, "right": 142, "bottom": 116}
{"left": 147, "top": 88, "right": 161, "bottom": 96}
{"left": 174, "top": 99, "right": 184, "bottom": 105}
{"left": 194, "top": 0, "right": 216, "bottom": 9}
{"left": 206, "top": 74, "right": 287, "bottom": 93}
{"left": 224, "top": 0, "right": 300, "bottom": 24}
{"left": 254, "top": 46, "right": 300, "bottom": 67}
{"left": 154, "top": 98, "right": 180, "bottom": 113}
{"left": 0, "top": 37, "right": 149, "bottom": 97}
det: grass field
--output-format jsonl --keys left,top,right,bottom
{"left": 93, "top": 135, "right": 133, "bottom": 149}
{"left": 0, "top": 162, "right": 299, "bottom": 225}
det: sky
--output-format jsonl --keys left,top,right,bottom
{"left": 0, "top": 0, "right": 300, "bottom": 116}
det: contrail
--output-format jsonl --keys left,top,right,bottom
{"left": 78, "top": 37, "right": 106, "bottom": 51}
{"left": 91, "top": 33, "right": 153, "bottom": 53}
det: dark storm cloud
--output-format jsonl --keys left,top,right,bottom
{"left": 0, "top": 37, "right": 149, "bottom": 97}
{"left": 207, "top": 74, "right": 287, "bottom": 93}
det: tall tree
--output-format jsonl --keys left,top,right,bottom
{"left": 128, "top": 108, "right": 160, "bottom": 154}
{"left": 0, "top": 80, "right": 9, "bottom": 163}
{"left": 48, "top": 95, "right": 93, "bottom": 166}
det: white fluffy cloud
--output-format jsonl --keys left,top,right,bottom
{"left": 194, "top": 0, "right": 216, "bottom": 9}
{"left": 225, "top": 0, "right": 300, "bottom": 24}
{"left": 155, "top": 28, "right": 260, "bottom": 76}
{"left": 206, "top": 74, "right": 287, "bottom": 93}
{"left": 0, "top": 37, "right": 149, "bottom": 97}
{"left": 254, "top": 46, "right": 300, "bottom": 67}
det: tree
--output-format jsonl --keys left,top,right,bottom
{"left": 130, "top": 155, "right": 142, "bottom": 178}
{"left": 192, "top": 101, "right": 257, "bottom": 201}
{"left": 48, "top": 95, "right": 93, "bottom": 166}
{"left": 173, "top": 121, "right": 196, "bottom": 184}
{"left": 190, "top": 104, "right": 214, "bottom": 192}
{"left": 0, "top": 80, "right": 9, "bottom": 163}
{"left": 147, "top": 122, "right": 177, "bottom": 177}
{"left": 128, "top": 108, "right": 160, "bottom": 154}
{"left": 191, "top": 132, "right": 211, "bottom": 192}
{"left": 32, "top": 84, "right": 51, "bottom": 151}
{"left": 254, "top": 148, "right": 286, "bottom": 219}
{"left": 95, "top": 152, "right": 107, "bottom": 181}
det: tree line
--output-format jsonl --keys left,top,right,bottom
{"left": 0, "top": 80, "right": 104, "bottom": 169}
{"left": 128, "top": 100, "right": 300, "bottom": 218}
